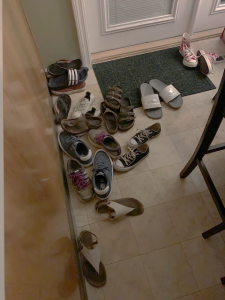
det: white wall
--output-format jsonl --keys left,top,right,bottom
{"left": 21, "top": 0, "right": 81, "bottom": 67}
{"left": 194, "top": 0, "right": 225, "bottom": 33}
{"left": 84, "top": 0, "right": 195, "bottom": 53}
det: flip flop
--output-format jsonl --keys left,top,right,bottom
{"left": 149, "top": 79, "right": 183, "bottom": 109}
{"left": 140, "top": 83, "right": 162, "bottom": 119}
{"left": 79, "top": 231, "right": 106, "bottom": 287}
{"left": 95, "top": 198, "right": 144, "bottom": 220}
{"left": 48, "top": 67, "right": 88, "bottom": 91}
{"left": 47, "top": 59, "right": 82, "bottom": 76}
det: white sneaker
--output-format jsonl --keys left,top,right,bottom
{"left": 179, "top": 32, "right": 198, "bottom": 68}
{"left": 197, "top": 50, "right": 219, "bottom": 75}
{"left": 72, "top": 92, "right": 95, "bottom": 118}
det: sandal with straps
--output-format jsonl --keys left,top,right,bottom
{"left": 104, "top": 85, "right": 123, "bottom": 110}
{"left": 61, "top": 115, "right": 102, "bottom": 136}
{"left": 101, "top": 102, "right": 118, "bottom": 134}
{"left": 95, "top": 198, "right": 144, "bottom": 220}
{"left": 118, "top": 105, "right": 135, "bottom": 131}
{"left": 79, "top": 231, "right": 106, "bottom": 287}
{"left": 48, "top": 67, "right": 88, "bottom": 91}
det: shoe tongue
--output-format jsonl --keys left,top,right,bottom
{"left": 96, "top": 171, "right": 104, "bottom": 176}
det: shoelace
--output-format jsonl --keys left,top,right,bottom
{"left": 74, "top": 97, "right": 90, "bottom": 112}
{"left": 135, "top": 129, "right": 152, "bottom": 143}
{"left": 69, "top": 170, "right": 90, "bottom": 191}
{"left": 95, "top": 131, "right": 106, "bottom": 144}
{"left": 184, "top": 48, "right": 197, "bottom": 62}
{"left": 122, "top": 147, "right": 141, "bottom": 166}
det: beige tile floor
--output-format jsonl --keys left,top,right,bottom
{"left": 55, "top": 37, "right": 225, "bottom": 300}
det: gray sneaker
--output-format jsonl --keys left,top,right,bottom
{"left": 93, "top": 150, "right": 113, "bottom": 200}
{"left": 67, "top": 159, "right": 94, "bottom": 202}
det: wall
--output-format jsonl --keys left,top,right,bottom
{"left": 194, "top": 0, "right": 225, "bottom": 33}
{"left": 3, "top": 0, "right": 80, "bottom": 299}
{"left": 21, "top": 0, "right": 81, "bottom": 67}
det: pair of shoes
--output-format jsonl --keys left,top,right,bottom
{"left": 102, "top": 86, "right": 135, "bottom": 133}
{"left": 68, "top": 149, "right": 113, "bottom": 201}
{"left": 53, "top": 94, "right": 71, "bottom": 125}
{"left": 113, "top": 123, "right": 161, "bottom": 172}
{"left": 47, "top": 58, "right": 88, "bottom": 95}
{"left": 180, "top": 32, "right": 219, "bottom": 75}
{"left": 140, "top": 80, "right": 183, "bottom": 119}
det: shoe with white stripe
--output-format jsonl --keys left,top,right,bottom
{"left": 72, "top": 92, "right": 95, "bottom": 119}
{"left": 179, "top": 32, "right": 198, "bottom": 68}
{"left": 58, "top": 131, "right": 93, "bottom": 167}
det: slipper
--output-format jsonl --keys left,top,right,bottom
{"left": 48, "top": 67, "right": 88, "bottom": 91}
{"left": 140, "top": 83, "right": 162, "bottom": 119}
{"left": 79, "top": 231, "right": 106, "bottom": 287}
{"left": 61, "top": 115, "right": 102, "bottom": 136}
{"left": 101, "top": 102, "right": 118, "bottom": 134}
{"left": 95, "top": 198, "right": 144, "bottom": 220}
{"left": 149, "top": 79, "right": 183, "bottom": 109}
{"left": 47, "top": 59, "right": 82, "bottom": 76}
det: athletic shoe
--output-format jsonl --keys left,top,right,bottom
{"left": 67, "top": 159, "right": 94, "bottom": 202}
{"left": 72, "top": 91, "right": 95, "bottom": 118}
{"left": 128, "top": 123, "right": 161, "bottom": 147}
{"left": 53, "top": 94, "right": 71, "bottom": 125}
{"left": 113, "top": 145, "right": 149, "bottom": 172}
{"left": 221, "top": 28, "right": 225, "bottom": 43}
{"left": 197, "top": 50, "right": 219, "bottom": 75}
{"left": 58, "top": 131, "right": 93, "bottom": 167}
{"left": 85, "top": 107, "right": 101, "bottom": 117}
{"left": 179, "top": 32, "right": 198, "bottom": 67}
{"left": 88, "top": 130, "right": 121, "bottom": 159}
{"left": 93, "top": 150, "right": 113, "bottom": 200}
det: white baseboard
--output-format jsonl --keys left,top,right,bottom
{"left": 92, "top": 27, "right": 223, "bottom": 64}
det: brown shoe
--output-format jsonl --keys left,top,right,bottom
{"left": 61, "top": 115, "right": 102, "bottom": 136}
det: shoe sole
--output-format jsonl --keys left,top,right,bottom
{"left": 51, "top": 86, "right": 86, "bottom": 96}
{"left": 88, "top": 135, "right": 121, "bottom": 160}
{"left": 197, "top": 50, "right": 211, "bottom": 75}
{"left": 58, "top": 133, "right": 93, "bottom": 167}
{"left": 128, "top": 132, "right": 161, "bottom": 148}
{"left": 113, "top": 153, "right": 148, "bottom": 172}
{"left": 93, "top": 149, "right": 113, "bottom": 200}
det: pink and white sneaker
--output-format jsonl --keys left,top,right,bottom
{"left": 220, "top": 28, "right": 225, "bottom": 44}
{"left": 197, "top": 50, "right": 219, "bottom": 75}
{"left": 179, "top": 32, "right": 198, "bottom": 68}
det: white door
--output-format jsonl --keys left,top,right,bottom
{"left": 83, "top": 0, "right": 225, "bottom": 54}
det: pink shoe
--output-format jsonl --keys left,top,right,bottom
{"left": 220, "top": 28, "right": 225, "bottom": 43}
{"left": 197, "top": 50, "right": 219, "bottom": 75}
{"left": 179, "top": 32, "right": 198, "bottom": 68}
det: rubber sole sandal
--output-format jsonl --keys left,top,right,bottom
{"left": 101, "top": 102, "right": 118, "bottom": 134}
{"left": 48, "top": 67, "right": 88, "bottom": 91}
{"left": 79, "top": 231, "right": 106, "bottom": 287}
{"left": 47, "top": 59, "right": 82, "bottom": 76}
{"left": 95, "top": 198, "right": 144, "bottom": 220}
{"left": 61, "top": 115, "right": 102, "bottom": 135}
{"left": 128, "top": 122, "right": 161, "bottom": 147}
{"left": 50, "top": 81, "right": 86, "bottom": 96}
{"left": 140, "top": 83, "right": 162, "bottom": 119}
{"left": 118, "top": 106, "right": 135, "bottom": 131}
{"left": 149, "top": 79, "right": 183, "bottom": 109}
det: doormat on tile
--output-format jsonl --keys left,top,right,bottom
{"left": 93, "top": 47, "right": 216, "bottom": 108}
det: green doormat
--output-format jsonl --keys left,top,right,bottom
{"left": 93, "top": 47, "right": 216, "bottom": 108}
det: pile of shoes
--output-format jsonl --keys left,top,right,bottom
{"left": 46, "top": 58, "right": 89, "bottom": 95}
{"left": 180, "top": 32, "right": 220, "bottom": 75}
{"left": 101, "top": 85, "right": 135, "bottom": 134}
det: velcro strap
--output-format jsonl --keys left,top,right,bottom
{"left": 141, "top": 94, "right": 161, "bottom": 110}
{"left": 159, "top": 84, "right": 180, "bottom": 103}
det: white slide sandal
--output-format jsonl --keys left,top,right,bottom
{"left": 140, "top": 83, "right": 163, "bottom": 119}
{"left": 149, "top": 79, "right": 183, "bottom": 109}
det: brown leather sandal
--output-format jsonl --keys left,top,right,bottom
{"left": 104, "top": 85, "right": 123, "bottom": 110}
{"left": 61, "top": 115, "right": 102, "bottom": 136}
{"left": 118, "top": 107, "right": 135, "bottom": 131}
{"left": 101, "top": 102, "right": 118, "bottom": 134}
